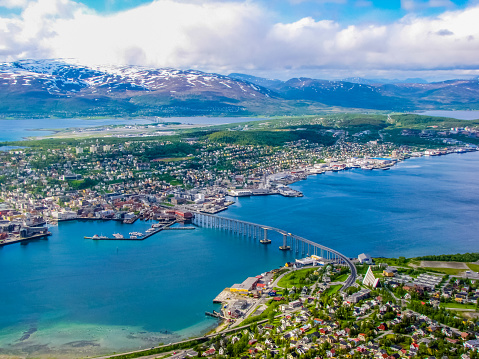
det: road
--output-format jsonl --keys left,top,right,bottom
{"left": 229, "top": 268, "right": 292, "bottom": 329}
{"left": 94, "top": 267, "right": 353, "bottom": 359}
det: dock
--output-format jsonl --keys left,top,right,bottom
{"left": 212, "top": 289, "right": 231, "bottom": 304}
{"left": 85, "top": 220, "right": 181, "bottom": 241}
{"left": 163, "top": 227, "right": 195, "bottom": 230}
{"left": 205, "top": 310, "right": 227, "bottom": 319}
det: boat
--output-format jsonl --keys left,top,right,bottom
{"left": 92, "top": 234, "right": 100, "bottom": 239}
{"left": 361, "top": 165, "right": 373, "bottom": 170}
{"left": 113, "top": 233, "right": 124, "bottom": 239}
{"left": 146, "top": 228, "right": 156, "bottom": 233}
{"left": 99, "top": 235, "right": 108, "bottom": 239}
{"left": 129, "top": 231, "right": 144, "bottom": 237}
{"left": 130, "top": 235, "right": 137, "bottom": 239}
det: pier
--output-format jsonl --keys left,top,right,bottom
{"left": 205, "top": 310, "right": 227, "bottom": 320}
{"left": 192, "top": 212, "right": 357, "bottom": 290}
{"left": 84, "top": 220, "right": 184, "bottom": 241}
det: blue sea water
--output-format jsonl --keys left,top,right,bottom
{"left": 0, "top": 118, "right": 154, "bottom": 142}
{"left": 417, "top": 110, "right": 479, "bottom": 121}
{"left": 1, "top": 152, "right": 479, "bottom": 356}
{"left": 223, "top": 153, "right": 479, "bottom": 258}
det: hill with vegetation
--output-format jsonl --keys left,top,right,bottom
{"left": 2, "top": 60, "right": 479, "bottom": 118}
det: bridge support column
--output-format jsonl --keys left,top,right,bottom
{"left": 279, "top": 233, "right": 290, "bottom": 251}
{"left": 260, "top": 228, "right": 271, "bottom": 244}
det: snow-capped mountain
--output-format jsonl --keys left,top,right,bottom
{"left": 0, "top": 59, "right": 274, "bottom": 99}
{"left": 1, "top": 59, "right": 478, "bottom": 118}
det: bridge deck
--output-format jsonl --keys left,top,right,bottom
{"left": 192, "top": 211, "right": 357, "bottom": 291}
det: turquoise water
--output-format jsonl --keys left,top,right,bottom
{"left": 0, "top": 221, "right": 296, "bottom": 357}
{"left": 1, "top": 152, "right": 479, "bottom": 356}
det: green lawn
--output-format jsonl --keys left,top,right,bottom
{"left": 335, "top": 273, "right": 349, "bottom": 282}
{"left": 324, "top": 284, "right": 342, "bottom": 296}
{"left": 423, "top": 267, "right": 465, "bottom": 275}
{"left": 272, "top": 268, "right": 290, "bottom": 281}
{"left": 356, "top": 266, "right": 369, "bottom": 275}
{"left": 277, "top": 268, "right": 317, "bottom": 288}
{"left": 440, "top": 302, "right": 478, "bottom": 310}
{"left": 467, "top": 263, "right": 479, "bottom": 272}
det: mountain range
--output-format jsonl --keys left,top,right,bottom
{"left": 1, "top": 59, "right": 478, "bottom": 118}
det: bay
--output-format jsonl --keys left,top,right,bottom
{"left": 1, "top": 151, "right": 479, "bottom": 357}
{"left": 417, "top": 110, "right": 479, "bottom": 121}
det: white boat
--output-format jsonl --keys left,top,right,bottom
{"left": 113, "top": 233, "right": 124, "bottom": 239}
{"left": 146, "top": 228, "right": 156, "bottom": 233}
{"left": 129, "top": 231, "right": 144, "bottom": 237}
{"left": 92, "top": 234, "right": 100, "bottom": 239}
{"left": 361, "top": 165, "right": 373, "bottom": 170}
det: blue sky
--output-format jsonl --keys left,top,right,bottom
{"left": 0, "top": 0, "right": 478, "bottom": 81}
{"left": 74, "top": 0, "right": 471, "bottom": 23}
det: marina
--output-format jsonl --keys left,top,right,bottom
{"left": 84, "top": 219, "right": 181, "bottom": 240}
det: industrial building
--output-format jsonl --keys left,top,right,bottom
{"left": 230, "top": 277, "right": 259, "bottom": 293}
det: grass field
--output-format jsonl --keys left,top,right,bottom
{"left": 440, "top": 302, "right": 478, "bottom": 310}
{"left": 335, "top": 273, "right": 350, "bottom": 282}
{"left": 324, "top": 285, "right": 342, "bottom": 296}
{"left": 467, "top": 263, "right": 479, "bottom": 272}
{"left": 423, "top": 267, "right": 465, "bottom": 275}
{"left": 356, "top": 266, "right": 369, "bottom": 275}
{"left": 277, "top": 268, "right": 317, "bottom": 288}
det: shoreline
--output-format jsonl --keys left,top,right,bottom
{"left": 0, "top": 150, "right": 479, "bottom": 358}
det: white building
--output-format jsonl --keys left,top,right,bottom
{"left": 358, "top": 253, "right": 373, "bottom": 264}
{"left": 51, "top": 211, "right": 77, "bottom": 220}
{"left": 363, "top": 267, "right": 380, "bottom": 288}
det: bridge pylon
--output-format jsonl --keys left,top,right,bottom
{"left": 260, "top": 227, "right": 271, "bottom": 244}
{"left": 279, "top": 233, "right": 291, "bottom": 251}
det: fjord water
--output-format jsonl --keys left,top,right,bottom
{"left": 224, "top": 152, "right": 479, "bottom": 258}
{"left": 1, "top": 152, "right": 479, "bottom": 356}
{"left": 0, "top": 118, "right": 155, "bottom": 142}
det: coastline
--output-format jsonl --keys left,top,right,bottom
{"left": 0, "top": 151, "right": 479, "bottom": 358}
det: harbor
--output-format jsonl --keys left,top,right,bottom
{"left": 1, "top": 152, "right": 479, "bottom": 357}
{"left": 84, "top": 219, "right": 196, "bottom": 240}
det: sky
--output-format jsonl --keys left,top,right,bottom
{"left": 0, "top": 0, "right": 478, "bottom": 81}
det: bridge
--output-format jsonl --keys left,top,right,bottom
{"left": 192, "top": 212, "right": 357, "bottom": 290}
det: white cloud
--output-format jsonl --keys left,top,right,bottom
{"left": 0, "top": 0, "right": 479, "bottom": 76}
{"left": 401, "top": 0, "right": 455, "bottom": 12}
{"left": 288, "top": 0, "right": 346, "bottom": 4}
{"left": 0, "top": 0, "right": 29, "bottom": 9}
